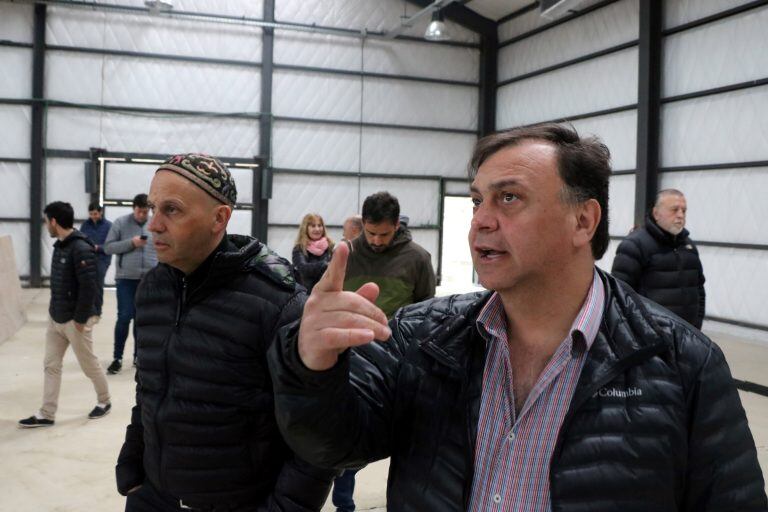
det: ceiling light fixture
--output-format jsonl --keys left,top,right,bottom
{"left": 424, "top": 9, "right": 451, "bottom": 42}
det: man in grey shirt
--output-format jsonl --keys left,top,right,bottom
{"left": 104, "top": 193, "right": 157, "bottom": 374}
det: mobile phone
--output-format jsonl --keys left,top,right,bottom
{"left": 140, "top": 234, "right": 148, "bottom": 240}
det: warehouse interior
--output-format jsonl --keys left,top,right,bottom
{"left": 1, "top": 0, "right": 767, "bottom": 510}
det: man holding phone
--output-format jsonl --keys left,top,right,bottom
{"left": 104, "top": 193, "right": 157, "bottom": 374}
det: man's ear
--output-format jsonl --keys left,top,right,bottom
{"left": 213, "top": 205, "right": 232, "bottom": 234}
{"left": 573, "top": 199, "right": 600, "bottom": 250}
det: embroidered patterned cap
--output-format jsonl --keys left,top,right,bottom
{"left": 157, "top": 153, "right": 237, "bottom": 206}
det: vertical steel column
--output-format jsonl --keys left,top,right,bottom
{"left": 436, "top": 178, "right": 445, "bottom": 286}
{"left": 29, "top": 3, "right": 46, "bottom": 287}
{"left": 634, "top": 0, "right": 662, "bottom": 226}
{"left": 254, "top": 0, "right": 274, "bottom": 242}
{"left": 478, "top": 32, "right": 498, "bottom": 137}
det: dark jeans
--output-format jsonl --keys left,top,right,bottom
{"left": 114, "top": 278, "right": 139, "bottom": 361}
{"left": 125, "top": 482, "right": 262, "bottom": 512}
{"left": 95, "top": 260, "right": 109, "bottom": 316}
{"left": 332, "top": 469, "right": 358, "bottom": 512}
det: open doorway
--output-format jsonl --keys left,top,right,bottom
{"left": 438, "top": 196, "right": 482, "bottom": 296}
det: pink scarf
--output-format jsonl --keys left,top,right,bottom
{"left": 307, "top": 237, "right": 329, "bottom": 256}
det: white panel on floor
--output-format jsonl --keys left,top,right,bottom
{"left": 275, "top": 31, "right": 362, "bottom": 70}
{"left": 409, "top": 228, "right": 439, "bottom": 273}
{"left": 445, "top": 180, "right": 470, "bottom": 196}
{"left": 663, "top": 6, "right": 768, "bottom": 97}
{"left": 498, "top": 0, "right": 607, "bottom": 42}
{"left": 46, "top": 159, "right": 91, "bottom": 217}
{"left": 104, "top": 163, "right": 156, "bottom": 201}
{"left": 363, "top": 79, "right": 477, "bottom": 131}
{"left": 361, "top": 127, "right": 476, "bottom": 177}
{"left": 101, "top": 58, "right": 260, "bottom": 112}
{"left": 660, "top": 86, "right": 768, "bottom": 167}
{"left": 569, "top": 109, "right": 638, "bottom": 171}
{"left": 273, "top": 70, "right": 362, "bottom": 121}
{"left": 228, "top": 209, "right": 252, "bottom": 237}
{"left": 596, "top": 238, "right": 622, "bottom": 273}
{"left": 272, "top": 121, "right": 360, "bottom": 172}
{"left": 358, "top": 178, "right": 441, "bottom": 226}
{"left": 267, "top": 225, "right": 302, "bottom": 263}
{"left": 275, "top": 0, "right": 478, "bottom": 43}
{"left": 498, "top": 0, "right": 638, "bottom": 81}
{"left": 46, "top": 108, "right": 260, "bottom": 157}
{"left": 0, "top": 3, "right": 33, "bottom": 43}
{"left": 660, "top": 168, "right": 768, "bottom": 245}
{"left": 0, "top": 163, "right": 30, "bottom": 218}
{"left": 698, "top": 246, "right": 768, "bottom": 327}
{"left": 0, "top": 105, "right": 31, "bottom": 159}
{"left": 269, "top": 173, "right": 360, "bottom": 225}
{"left": 0, "top": 222, "right": 30, "bottom": 276}
{"left": 364, "top": 39, "right": 479, "bottom": 83}
{"left": 608, "top": 174, "right": 635, "bottom": 237}
{"left": 496, "top": 47, "right": 638, "bottom": 128}
{"left": 46, "top": 7, "right": 263, "bottom": 61}
{"left": 0, "top": 47, "right": 32, "bottom": 99}
{"left": 664, "top": 0, "right": 755, "bottom": 28}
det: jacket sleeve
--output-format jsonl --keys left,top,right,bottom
{"left": 72, "top": 242, "right": 98, "bottom": 324}
{"left": 268, "top": 307, "right": 408, "bottom": 470}
{"left": 292, "top": 247, "right": 329, "bottom": 285}
{"left": 611, "top": 238, "right": 643, "bottom": 291}
{"left": 104, "top": 220, "right": 134, "bottom": 255}
{"left": 697, "top": 258, "right": 706, "bottom": 329}
{"left": 413, "top": 252, "right": 436, "bottom": 302}
{"left": 116, "top": 370, "right": 146, "bottom": 495}
{"left": 682, "top": 339, "right": 767, "bottom": 510}
{"left": 260, "top": 290, "right": 337, "bottom": 510}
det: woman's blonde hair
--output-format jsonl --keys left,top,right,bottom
{"left": 295, "top": 213, "right": 335, "bottom": 254}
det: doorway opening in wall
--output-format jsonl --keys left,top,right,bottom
{"left": 439, "top": 195, "right": 481, "bottom": 296}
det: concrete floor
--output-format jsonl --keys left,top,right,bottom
{"left": 1, "top": 288, "right": 767, "bottom": 511}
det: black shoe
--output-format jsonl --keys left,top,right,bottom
{"left": 107, "top": 359, "right": 122, "bottom": 374}
{"left": 18, "top": 416, "right": 54, "bottom": 428}
{"left": 88, "top": 403, "right": 111, "bottom": 419}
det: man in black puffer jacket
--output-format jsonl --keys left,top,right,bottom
{"left": 269, "top": 125, "right": 766, "bottom": 511}
{"left": 116, "top": 154, "right": 334, "bottom": 511}
{"left": 19, "top": 201, "right": 111, "bottom": 428}
{"left": 612, "top": 189, "right": 706, "bottom": 328}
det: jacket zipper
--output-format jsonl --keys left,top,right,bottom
{"left": 157, "top": 275, "right": 187, "bottom": 489}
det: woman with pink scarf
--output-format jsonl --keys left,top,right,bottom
{"left": 292, "top": 213, "right": 335, "bottom": 293}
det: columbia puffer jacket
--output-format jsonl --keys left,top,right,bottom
{"left": 612, "top": 216, "right": 706, "bottom": 328}
{"left": 49, "top": 230, "right": 98, "bottom": 324}
{"left": 269, "top": 269, "right": 766, "bottom": 512}
{"left": 116, "top": 235, "right": 334, "bottom": 510}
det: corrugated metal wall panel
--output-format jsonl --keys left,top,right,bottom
{"left": 498, "top": 0, "right": 638, "bottom": 82}
{"left": 273, "top": 70, "right": 362, "bottom": 121}
{"left": 0, "top": 105, "right": 32, "bottom": 159}
{"left": 272, "top": 121, "right": 361, "bottom": 172}
{"left": 569, "top": 110, "right": 638, "bottom": 171}
{"left": 608, "top": 174, "right": 636, "bottom": 236}
{"left": 358, "top": 178, "right": 440, "bottom": 226}
{"left": 364, "top": 39, "right": 479, "bottom": 82}
{"left": 0, "top": 47, "right": 33, "bottom": 99}
{"left": 45, "top": 158, "right": 90, "bottom": 217}
{"left": 269, "top": 173, "right": 360, "bottom": 225}
{"left": 274, "top": 31, "right": 362, "bottom": 70}
{"left": 0, "top": 2, "right": 34, "bottom": 43}
{"left": 0, "top": 163, "right": 31, "bottom": 218}
{"left": 663, "top": 6, "right": 768, "bottom": 97}
{"left": 497, "top": 48, "right": 638, "bottom": 128}
{"left": 664, "top": 0, "right": 756, "bottom": 28}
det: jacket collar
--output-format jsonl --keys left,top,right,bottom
{"left": 54, "top": 229, "right": 92, "bottom": 249}
{"left": 645, "top": 214, "right": 689, "bottom": 247}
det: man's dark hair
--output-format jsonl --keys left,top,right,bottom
{"left": 44, "top": 201, "right": 74, "bottom": 229}
{"left": 88, "top": 201, "right": 102, "bottom": 212}
{"left": 132, "top": 193, "right": 149, "bottom": 208}
{"left": 362, "top": 191, "right": 400, "bottom": 225}
{"left": 468, "top": 123, "right": 611, "bottom": 259}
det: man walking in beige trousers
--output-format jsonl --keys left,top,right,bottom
{"left": 18, "top": 201, "right": 111, "bottom": 427}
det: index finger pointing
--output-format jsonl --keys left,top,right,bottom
{"left": 315, "top": 240, "right": 350, "bottom": 293}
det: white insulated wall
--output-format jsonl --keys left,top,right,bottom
{"left": 268, "top": 0, "right": 480, "bottom": 268}
{"left": 496, "top": 0, "right": 640, "bottom": 276}
{"left": 0, "top": 2, "right": 33, "bottom": 277}
{"left": 660, "top": 1, "right": 768, "bottom": 336}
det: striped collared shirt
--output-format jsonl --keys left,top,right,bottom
{"left": 468, "top": 270, "right": 605, "bottom": 511}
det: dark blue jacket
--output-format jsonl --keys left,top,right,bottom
{"left": 80, "top": 218, "right": 112, "bottom": 268}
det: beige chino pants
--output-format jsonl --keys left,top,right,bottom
{"left": 39, "top": 316, "right": 111, "bottom": 420}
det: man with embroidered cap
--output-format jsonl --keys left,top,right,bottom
{"left": 268, "top": 125, "right": 765, "bottom": 510}
{"left": 116, "top": 153, "right": 334, "bottom": 511}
